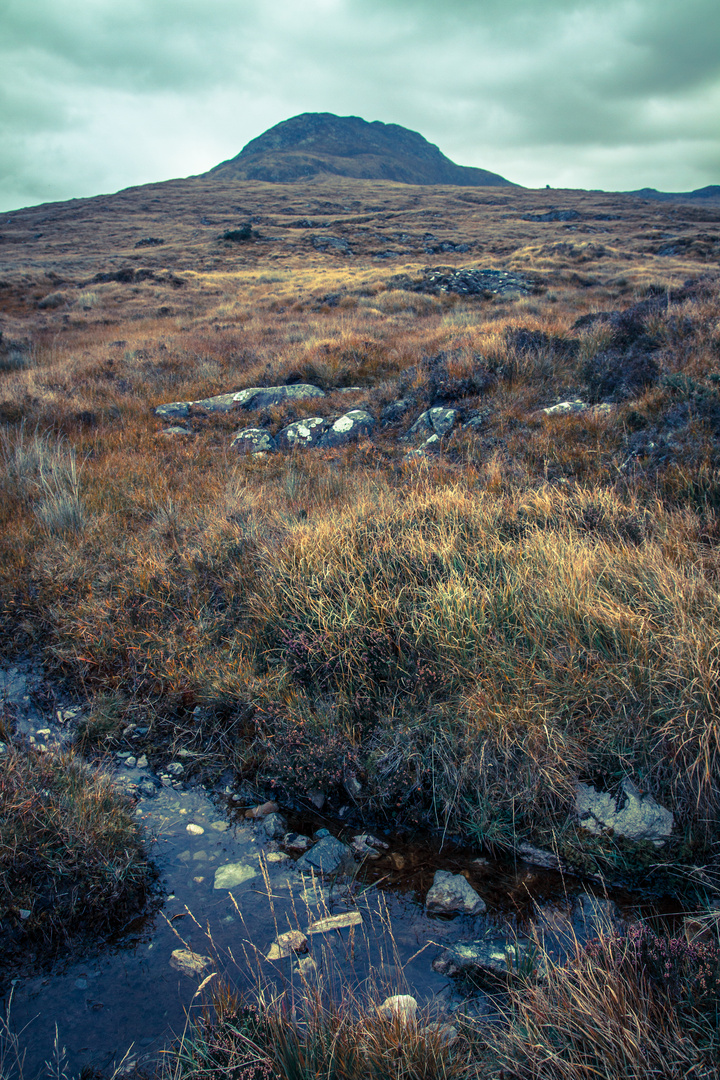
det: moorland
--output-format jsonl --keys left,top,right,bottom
{"left": 1, "top": 165, "right": 720, "bottom": 1077}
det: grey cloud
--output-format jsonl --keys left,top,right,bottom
{"left": 0, "top": 0, "right": 718, "bottom": 210}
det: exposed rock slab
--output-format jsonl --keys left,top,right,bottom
{"left": 307, "top": 911, "right": 363, "bottom": 934}
{"left": 154, "top": 384, "right": 325, "bottom": 418}
{"left": 266, "top": 930, "right": 308, "bottom": 960}
{"left": 377, "top": 995, "right": 418, "bottom": 1024}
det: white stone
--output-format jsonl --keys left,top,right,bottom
{"left": 377, "top": 995, "right": 418, "bottom": 1024}
{"left": 213, "top": 861, "right": 258, "bottom": 889}
{"left": 187, "top": 823, "right": 205, "bottom": 835}
{"left": 307, "top": 911, "right": 363, "bottom": 934}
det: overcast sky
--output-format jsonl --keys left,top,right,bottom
{"left": 1, "top": 0, "right": 719, "bottom": 212}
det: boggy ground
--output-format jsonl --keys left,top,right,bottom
{"left": 2, "top": 173, "right": 720, "bottom": 1076}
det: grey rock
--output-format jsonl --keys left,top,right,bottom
{"left": 138, "top": 777, "right": 159, "bottom": 797}
{"left": 428, "top": 407, "right": 458, "bottom": 436}
{"left": 283, "top": 832, "right": 313, "bottom": 854}
{"left": 154, "top": 402, "right": 191, "bottom": 419}
{"left": 351, "top": 834, "right": 389, "bottom": 860}
{"left": 161, "top": 426, "right": 193, "bottom": 436}
{"left": 230, "top": 428, "right": 277, "bottom": 454}
{"left": 381, "top": 398, "right": 415, "bottom": 426}
{"left": 166, "top": 762, "right": 185, "bottom": 776}
{"left": 275, "top": 417, "right": 328, "bottom": 450}
{"left": 154, "top": 384, "right": 325, "bottom": 417}
{"left": 463, "top": 408, "right": 492, "bottom": 432}
{"left": 576, "top": 778, "right": 674, "bottom": 845}
{"left": 295, "top": 835, "right": 354, "bottom": 877}
{"left": 425, "top": 870, "right": 486, "bottom": 916}
{"left": 406, "top": 434, "right": 441, "bottom": 457}
{"left": 318, "top": 410, "right": 374, "bottom": 448}
{"left": 263, "top": 812, "right": 288, "bottom": 840}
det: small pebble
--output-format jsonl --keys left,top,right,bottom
{"left": 209, "top": 821, "right": 230, "bottom": 832}
{"left": 136, "top": 754, "right": 148, "bottom": 768}
{"left": 124, "top": 756, "right": 137, "bottom": 769}
{"left": 186, "top": 823, "right": 204, "bottom": 835}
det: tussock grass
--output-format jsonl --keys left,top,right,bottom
{"left": 0, "top": 743, "right": 154, "bottom": 956}
{"left": 492, "top": 925, "right": 720, "bottom": 1079}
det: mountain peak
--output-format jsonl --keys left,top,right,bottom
{"left": 207, "top": 112, "right": 514, "bottom": 187}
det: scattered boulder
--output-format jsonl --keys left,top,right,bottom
{"left": 295, "top": 835, "right": 354, "bottom": 876}
{"left": 425, "top": 870, "right": 486, "bottom": 916}
{"left": 575, "top": 778, "right": 674, "bottom": 845}
{"left": 523, "top": 209, "right": 580, "bottom": 223}
{"left": 161, "top": 426, "right": 193, "bottom": 436}
{"left": 406, "top": 434, "right": 441, "bottom": 458}
{"left": 377, "top": 995, "right": 418, "bottom": 1024}
{"left": 389, "top": 266, "right": 532, "bottom": 298}
{"left": 318, "top": 410, "right": 375, "bottom": 448}
{"left": 231, "top": 428, "right": 277, "bottom": 454}
{"left": 275, "top": 417, "right": 328, "bottom": 450}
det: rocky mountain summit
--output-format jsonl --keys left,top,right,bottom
{"left": 207, "top": 112, "right": 514, "bottom": 186}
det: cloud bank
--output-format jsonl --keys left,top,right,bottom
{"left": 1, "top": 0, "right": 718, "bottom": 211}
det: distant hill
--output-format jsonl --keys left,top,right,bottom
{"left": 629, "top": 185, "right": 720, "bottom": 202}
{"left": 207, "top": 112, "right": 515, "bottom": 187}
